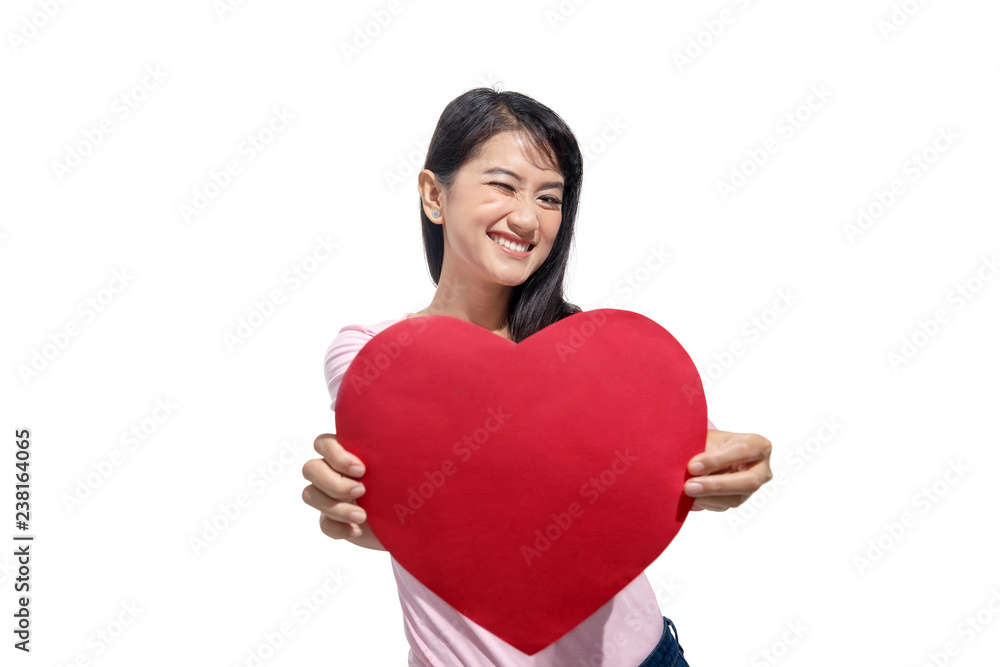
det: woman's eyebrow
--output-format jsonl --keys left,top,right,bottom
{"left": 481, "top": 167, "right": 564, "bottom": 192}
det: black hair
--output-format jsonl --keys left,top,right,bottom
{"left": 419, "top": 86, "right": 584, "bottom": 343}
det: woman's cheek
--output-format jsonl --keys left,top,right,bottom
{"left": 480, "top": 198, "right": 509, "bottom": 217}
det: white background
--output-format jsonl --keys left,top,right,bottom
{"left": 2, "top": 0, "right": 998, "bottom": 665}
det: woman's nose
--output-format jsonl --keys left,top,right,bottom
{"left": 507, "top": 201, "right": 538, "bottom": 236}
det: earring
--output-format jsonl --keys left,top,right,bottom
{"left": 432, "top": 211, "right": 440, "bottom": 219}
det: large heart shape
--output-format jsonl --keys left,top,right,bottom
{"left": 335, "top": 308, "right": 707, "bottom": 655}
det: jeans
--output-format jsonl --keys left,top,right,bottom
{"left": 636, "top": 616, "right": 689, "bottom": 667}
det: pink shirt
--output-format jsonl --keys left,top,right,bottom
{"left": 324, "top": 313, "right": 716, "bottom": 666}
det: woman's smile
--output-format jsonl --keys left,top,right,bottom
{"left": 486, "top": 231, "right": 533, "bottom": 257}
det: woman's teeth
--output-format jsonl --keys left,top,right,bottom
{"left": 487, "top": 233, "right": 530, "bottom": 253}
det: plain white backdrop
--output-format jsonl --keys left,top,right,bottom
{"left": 2, "top": 0, "right": 998, "bottom": 665}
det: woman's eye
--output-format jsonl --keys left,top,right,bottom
{"left": 489, "top": 182, "right": 561, "bottom": 205}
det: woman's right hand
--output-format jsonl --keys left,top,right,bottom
{"left": 302, "top": 433, "right": 385, "bottom": 551}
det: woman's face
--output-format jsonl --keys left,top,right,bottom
{"left": 433, "top": 131, "right": 564, "bottom": 288}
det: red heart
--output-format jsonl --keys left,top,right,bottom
{"left": 335, "top": 308, "right": 707, "bottom": 655}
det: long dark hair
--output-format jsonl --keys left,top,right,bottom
{"left": 419, "top": 87, "right": 584, "bottom": 343}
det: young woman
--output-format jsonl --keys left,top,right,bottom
{"left": 302, "top": 87, "right": 773, "bottom": 666}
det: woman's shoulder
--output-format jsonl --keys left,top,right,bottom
{"left": 328, "top": 313, "right": 410, "bottom": 346}
{"left": 323, "top": 312, "right": 410, "bottom": 409}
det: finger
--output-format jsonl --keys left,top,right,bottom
{"left": 319, "top": 514, "right": 362, "bottom": 540}
{"left": 302, "top": 484, "right": 368, "bottom": 524}
{"left": 691, "top": 495, "right": 750, "bottom": 512}
{"left": 302, "top": 458, "right": 366, "bottom": 501}
{"left": 689, "top": 434, "right": 769, "bottom": 476}
{"left": 314, "top": 433, "right": 366, "bottom": 478}
{"left": 684, "top": 463, "right": 770, "bottom": 498}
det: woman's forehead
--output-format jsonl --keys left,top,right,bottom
{"left": 473, "top": 131, "right": 561, "bottom": 175}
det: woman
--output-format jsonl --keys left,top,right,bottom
{"left": 302, "top": 87, "right": 773, "bottom": 666}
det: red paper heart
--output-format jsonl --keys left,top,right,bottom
{"left": 335, "top": 308, "right": 707, "bottom": 655}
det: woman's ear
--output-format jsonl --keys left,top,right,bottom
{"left": 417, "top": 169, "right": 444, "bottom": 223}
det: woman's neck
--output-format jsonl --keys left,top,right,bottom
{"left": 409, "top": 267, "right": 516, "bottom": 339}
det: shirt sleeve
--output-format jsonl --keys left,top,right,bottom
{"left": 323, "top": 325, "right": 376, "bottom": 412}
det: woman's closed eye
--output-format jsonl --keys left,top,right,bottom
{"left": 488, "top": 182, "right": 562, "bottom": 205}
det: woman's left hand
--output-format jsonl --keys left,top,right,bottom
{"left": 685, "top": 429, "right": 773, "bottom": 512}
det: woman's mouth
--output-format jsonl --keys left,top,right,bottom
{"left": 487, "top": 232, "right": 532, "bottom": 257}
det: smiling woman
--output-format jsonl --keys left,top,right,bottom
{"left": 301, "top": 87, "right": 773, "bottom": 666}
{"left": 308, "top": 87, "right": 687, "bottom": 666}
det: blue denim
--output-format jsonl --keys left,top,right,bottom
{"left": 636, "top": 616, "right": 689, "bottom": 667}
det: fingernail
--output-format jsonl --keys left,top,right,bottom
{"left": 350, "top": 524, "right": 361, "bottom": 537}
{"left": 348, "top": 465, "right": 364, "bottom": 477}
{"left": 349, "top": 510, "right": 365, "bottom": 523}
{"left": 350, "top": 484, "right": 365, "bottom": 498}
{"left": 685, "top": 481, "right": 704, "bottom": 495}
{"left": 689, "top": 461, "right": 705, "bottom": 475}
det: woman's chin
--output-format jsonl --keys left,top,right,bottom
{"left": 487, "top": 269, "right": 531, "bottom": 287}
